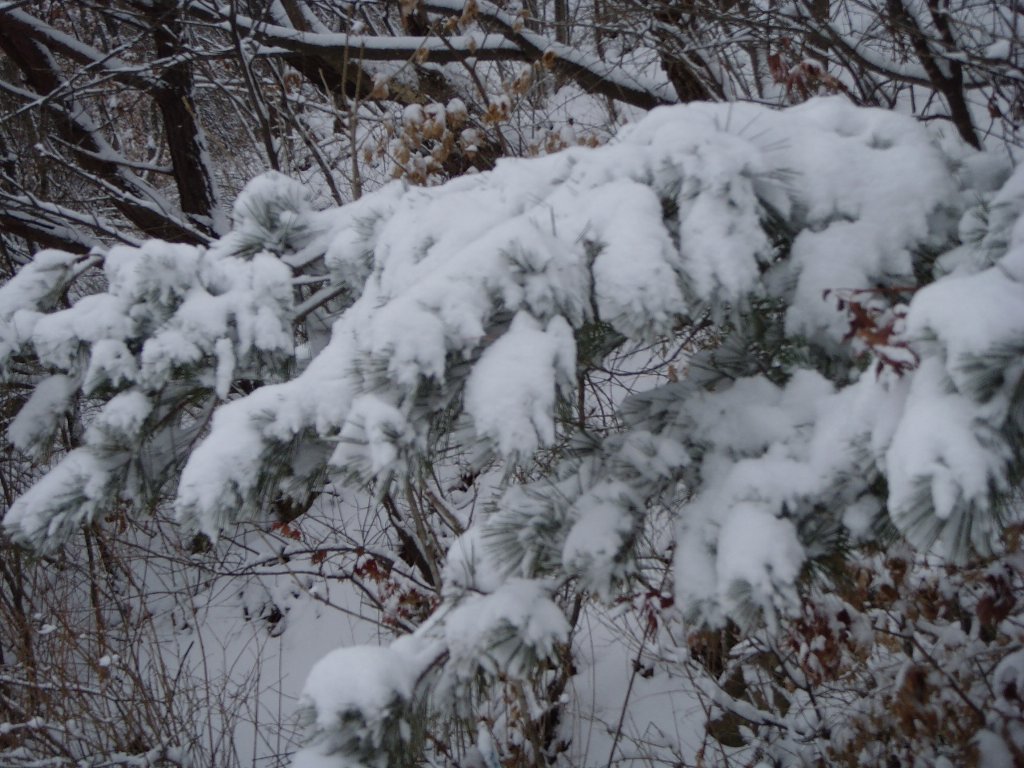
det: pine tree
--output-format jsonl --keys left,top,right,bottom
{"left": 3, "top": 99, "right": 1023, "bottom": 766}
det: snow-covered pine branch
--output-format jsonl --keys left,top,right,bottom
{"left": 2, "top": 98, "right": 1023, "bottom": 766}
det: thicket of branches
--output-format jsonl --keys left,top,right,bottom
{"left": 0, "top": 2, "right": 1022, "bottom": 767}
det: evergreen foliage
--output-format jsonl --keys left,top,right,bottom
{"left": 3, "top": 98, "right": 1024, "bottom": 766}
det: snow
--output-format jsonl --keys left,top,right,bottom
{"left": 0, "top": 250, "right": 80, "bottom": 331}
{"left": 778, "top": 100, "right": 958, "bottom": 344}
{"left": 439, "top": 578, "right": 570, "bottom": 680}
{"left": 909, "top": 266, "right": 1024, "bottom": 369}
{"left": 675, "top": 133, "right": 773, "bottom": 303}
{"left": 85, "top": 390, "right": 153, "bottom": 444}
{"left": 464, "top": 312, "right": 575, "bottom": 456}
{"left": 104, "top": 241, "right": 200, "bottom": 308}
{"left": 368, "top": 299, "right": 450, "bottom": 388}
{"left": 716, "top": 503, "right": 804, "bottom": 616}
{"left": 582, "top": 181, "right": 687, "bottom": 336}
{"left": 423, "top": 0, "right": 675, "bottom": 105}
{"left": 562, "top": 481, "right": 640, "bottom": 595}
{"left": 10, "top": 99, "right": 969, "bottom": 603}
{"left": 248, "top": 26, "right": 521, "bottom": 60}
{"left": 214, "top": 337, "right": 236, "bottom": 399}
{"left": 83, "top": 338, "right": 138, "bottom": 394}
{"left": 33, "top": 293, "right": 135, "bottom": 369}
{"left": 975, "top": 730, "right": 1015, "bottom": 768}
{"left": 3, "top": 94, "right": 1024, "bottom": 768}
{"left": 443, "top": 527, "right": 506, "bottom": 594}
{"left": 4, "top": 448, "right": 110, "bottom": 545}
{"left": 334, "top": 394, "right": 417, "bottom": 476}
{"left": 222, "top": 170, "right": 314, "bottom": 258}
{"left": 887, "top": 359, "right": 1009, "bottom": 520}
{"left": 299, "top": 643, "right": 420, "bottom": 730}
{"left": 175, "top": 389, "right": 280, "bottom": 537}
{"left": 8, "top": 374, "right": 77, "bottom": 455}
